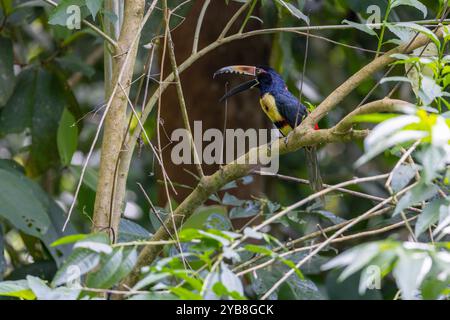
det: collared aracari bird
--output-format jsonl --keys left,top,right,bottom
{"left": 213, "top": 65, "right": 323, "bottom": 196}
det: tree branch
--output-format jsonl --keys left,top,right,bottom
{"left": 334, "top": 98, "right": 413, "bottom": 134}
{"left": 118, "top": 24, "right": 444, "bottom": 290}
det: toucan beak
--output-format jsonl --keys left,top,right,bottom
{"left": 213, "top": 65, "right": 257, "bottom": 77}
{"left": 218, "top": 79, "right": 259, "bottom": 102}
{"left": 214, "top": 65, "right": 259, "bottom": 102}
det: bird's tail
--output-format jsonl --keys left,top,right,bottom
{"left": 305, "top": 146, "right": 324, "bottom": 204}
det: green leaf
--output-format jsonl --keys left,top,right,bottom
{"left": 244, "top": 244, "right": 274, "bottom": 256}
{"left": 87, "top": 247, "right": 123, "bottom": 288}
{"left": 51, "top": 234, "right": 88, "bottom": 247}
{"left": 391, "top": 164, "right": 417, "bottom": 192}
{"left": 356, "top": 130, "right": 426, "bottom": 167}
{"left": 0, "top": 36, "right": 15, "bottom": 106}
{"left": 118, "top": 219, "right": 151, "bottom": 243}
{"left": 57, "top": 108, "right": 78, "bottom": 166}
{"left": 387, "top": 22, "right": 439, "bottom": 47}
{"left": 322, "top": 243, "right": 381, "bottom": 281}
{"left": 69, "top": 165, "right": 98, "bottom": 190}
{"left": 0, "top": 168, "right": 50, "bottom": 238}
{"left": 342, "top": 19, "right": 377, "bottom": 36}
{"left": 48, "top": 0, "right": 86, "bottom": 26}
{"left": 415, "top": 198, "right": 450, "bottom": 237}
{"left": 243, "top": 227, "right": 264, "bottom": 240}
{"left": 419, "top": 76, "right": 443, "bottom": 105}
{"left": 0, "top": 280, "right": 36, "bottom": 300}
{"left": 52, "top": 249, "right": 101, "bottom": 286}
{"left": 85, "top": 0, "right": 103, "bottom": 19}
{"left": 171, "top": 270, "right": 203, "bottom": 292}
{"left": 27, "top": 276, "right": 80, "bottom": 300}
{"left": 98, "top": 247, "right": 138, "bottom": 289}
{"left": 274, "top": 0, "right": 309, "bottom": 24}
{"left": 0, "top": 225, "right": 5, "bottom": 280}
{"left": 52, "top": 233, "right": 109, "bottom": 285}
{"left": 170, "top": 287, "right": 203, "bottom": 300}
{"left": 219, "top": 263, "right": 244, "bottom": 297}
{"left": 418, "top": 145, "right": 447, "bottom": 184}
{"left": 73, "top": 241, "right": 112, "bottom": 254}
{"left": 128, "top": 292, "right": 178, "bottom": 300}
{"left": 222, "top": 193, "right": 244, "bottom": 206}
{"left": 356, "top": 115, "right": 425, "bottom": 167}
{"left": 393, "top": 250, "right": 432, "bottom": 300}
{"left": 0, "top": 67, "right": 36, "bottom": 134}
{"left": 0, "top": 67, "right": 70, "bottom": 172}
{"left": 0, "top": 164, "right": 76, "bottom": 264}
{"left": 0, "top": 0, "right": 14, "bottom": 16}
{"left": 311, "top": 210, "right": 346, "bottom": 225}
{"left": 133, "top": 272, "right": 170, "bottom": 291}
{"left": 0, "top": 159, "right": 25, "bottom": 174}
{"left": 393, "top": 183, "right": 439, "bottom": 216}
{"left": 56, "top": 55, "right": 95, "bottom": 78}
{"left": 338, "top": 244, "right": 380, "bottom": 281}
{"left": 182, "top": 206, "right": 230, "bottom": 230}
{"left": 252, "top": 269, "right": 322, "bottom": 300}
{"left": 229, "top": 200, "right": 260, "bottom": 218}
{"left": 391, "top": 0, "right": 427, "bottom": 18}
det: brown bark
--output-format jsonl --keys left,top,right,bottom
{"left": 92, "top": 0, "right": 145, "bottom": 238}
{"left": 158, "top": 1, "right": 270, "bottom": 204}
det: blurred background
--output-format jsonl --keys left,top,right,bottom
{"left": 0, "top": 0, "right": 445, "bottom": 299}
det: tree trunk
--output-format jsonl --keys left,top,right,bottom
{"left": 92, "top": 0, "right": 144, "bottom": 239}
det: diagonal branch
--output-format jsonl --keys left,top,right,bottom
{"left": 118, "top": 25, "right": 444, "bottom": 290}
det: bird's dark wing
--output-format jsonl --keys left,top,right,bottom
{"left": 274, "top": 91, "right": 307, "bottom": 129}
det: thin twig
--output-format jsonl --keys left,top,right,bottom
{"left": 218, "top": 0, "right": 251, "bottom": 39}
{"left": 385, "top": 140, "right": 421, "bottom": 190}
{"left": 167, "top": 20, "right": 205, "bottom": 178}
{"left": 237, "top": 213, "right": 418, "bottom": 277}
{"left": 261, "top": 183, "right": 417, "bottom": 299}
{"left": 192, "top": 0, "right": 211, "bottom": 54}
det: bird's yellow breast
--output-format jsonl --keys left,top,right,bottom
{"left": 259, "top": 93, "right": 292, "bottom": 136}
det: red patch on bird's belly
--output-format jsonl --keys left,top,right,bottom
{"left": 314, "top": 123, "right": 319, "bottom": 130}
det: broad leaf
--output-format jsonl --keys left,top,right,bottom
{"left": 274, "top": 0, "right": 309, "bottom": 24}
{"left": 52, "top": 248, "right": 101, "bottom": 286}
{"left": 85, "top": 0, "right": 103, "bottom": 19}
{"left": 393, "top": 250, "right": 432, "bottom": 300}
{"left": 391, "top": 164, "right": 417, "bottom": 192}
{"left": 0, "top": 168, "right": 50, "bottom": 237}
{"left": 0, "top": 280, "right": 36, "bottom": 300}
{"left": 391, "top": 0, "right": 427, "bottom": 18}
{"left": 0, "top": 67, "right": 71, "bottom": 172}
{"left": 342, "top": 19, "right": 377, "bottom": 36}
{"left": 86, "top": 247, "right": 123, "bottom": 288}
{"left": 48, "top": 0, "right": 86, "bottom": 26}
{"left": 0, "top": 36, "right": 15, "bottom": 106}
{"left": 27, "top": 276, "right": 80, "bottom": 300}
{"left": 415, "top": 198, "right": 450, "bottom": 237}
{"left": 57, "top": 108, "right": 78, "bottom": 166}
{"left": 118, "top": 219, "right": 151, "bottom": 243}
{"left": 393, "top": 183, "right": 439, "bottom": 216}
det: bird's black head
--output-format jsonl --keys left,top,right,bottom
{"left": 213, "top": 65, "right": 286, "bottom": 102}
